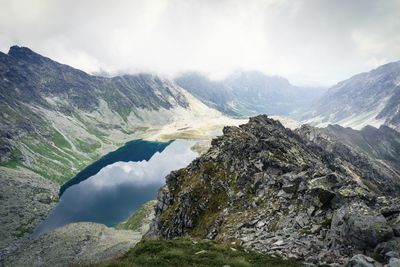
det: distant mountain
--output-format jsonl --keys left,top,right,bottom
{"left": 303, "top": 124, "right": 400, "bottom": 184}
{"left": 0, "top": 46, "right": 228, "bottom": 183}
{"left": 301, "top": 61, "right": 400, "bottom": 131}
{"left": 175, "top": 71, "right": 326, "bottom": 116}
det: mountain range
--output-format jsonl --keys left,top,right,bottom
{"left": 176, "top": 71, "right": 326, "bottom": 116}
{"left": 302, "top": 61, "right": 400, "bottom": 131}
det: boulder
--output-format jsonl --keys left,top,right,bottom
{"left": 348, "top": 254, "right": 377, "bottom": 267}
{"left": 346, "top": 212, "right": 393, "bottom": 249}
{"left": 393, "top": 225, "right": 400, "bottom": 237}
{"left": 330, "top": 203, "right": 393, "bottom": 250}
{"left": 309, "top": 173, "right": 340, "bottom": 189}
{"left": 374, "top": 238, "right": 400, "bottom": 257}
{"left": 389, "top": 258, "right": 400, "bottom": 267}
{"left": 309, "top": 186, "right": 336, "bottom": 206}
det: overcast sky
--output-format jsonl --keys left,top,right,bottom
{"left": 0, "top": 0, "right": 399, "bottom": 86}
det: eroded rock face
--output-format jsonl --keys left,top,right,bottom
{"left": 148, "top": 115, "right": 400, "bottom": 265}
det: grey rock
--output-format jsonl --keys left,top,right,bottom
{"left": 346, "top": 211, "right": 393, "bottom": 249}
{"left": 375, "top": 238, "right": 400, "bottom": 257}
{"left": 348, "top": 254, "right": 376, "bottom": 267}
{"left": 311, "top": 225, "right": 322, "bottom": 234}
{"left": 329, "top": 202, "right": 394, "bottom": 250}
{"left": 295, "top": 213, "right": 309, "bottom": 228}
{"left": 309, "top": 187, "right": 336, "bottom": 206}
{"left": 386, "top": 251, "right": 400, "bottom": 259}
{"left": 255, "top": 221, "right": 266, "bottom": 228}
{"left": 389, "top": 258, "right": 400, "bottom": 267}
{"left": 282, "top": 183, "right": 299, "bottom": 193}
{"left": 393, "top": 225, "right": 400, "bottom": 237}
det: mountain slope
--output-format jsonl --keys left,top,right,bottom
{"left": 0, "top": 46, "right": 236, "bottom": 183}
{"left": 301, "top": 61, "right": 400, "bottom": 131}
{"left": 320, "top": 124, "right": 400, "bottom": 173}
{"left": 148, "top": 115, "right": 400, "bottom": 265}
{"left": 176, "top": 71, "right": 326, "bottom": 116}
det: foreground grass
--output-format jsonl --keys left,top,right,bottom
{"left": 93, "top": 238, "right": 301, "bottom": 267}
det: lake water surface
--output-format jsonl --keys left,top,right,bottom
{"left": 33, "top": 139, "right": 198, "bottom": 238}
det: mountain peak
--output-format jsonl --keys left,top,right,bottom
{"left": 8, "top": 45, "right": 44, "bottom": 64}
{"left": 8, "top": 45, "right": 34, "bottom": 56}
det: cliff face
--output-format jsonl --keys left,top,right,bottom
{"left": 148, "top": 115, "right": 400, "bottom": 265}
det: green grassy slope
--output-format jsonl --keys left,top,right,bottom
{"left": 92, "top": 239, "right": 301, "bottom": 267}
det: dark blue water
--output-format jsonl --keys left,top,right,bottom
{"left": 59, "top": 139, "right": 172, "bottom": 195}
{"left": 32, "top": 139, "right": 197, "bottom": 238}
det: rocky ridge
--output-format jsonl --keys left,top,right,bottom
{"left": 148, "top": 115, "right": 400, "bottom": 266}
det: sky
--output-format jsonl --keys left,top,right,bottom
{"left": 0, "top": 0, "right": 399, "bottom": 86}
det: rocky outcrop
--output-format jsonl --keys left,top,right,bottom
{"left": 148, "top": 115, "right": 400, "bottom": 266}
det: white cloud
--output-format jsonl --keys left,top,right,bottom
{"left": 85, "top": 139, "right": 197, "bottom": 189}
{"left": 0, "top": 0, "right": 399, "bottom": 86}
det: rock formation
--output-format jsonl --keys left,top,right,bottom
{"left": 148, "top": 115, "right": 400, "bottom": 266}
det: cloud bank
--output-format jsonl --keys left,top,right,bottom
{"left": 0, "top": 0, "right": 399, "bottom": 85}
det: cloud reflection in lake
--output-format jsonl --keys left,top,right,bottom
{"left": 33, "top": 139, "right": 198, "bottom": 237}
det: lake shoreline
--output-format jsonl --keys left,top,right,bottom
{"left": 32, "top": 140, "right": 198, "bottom": 238}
